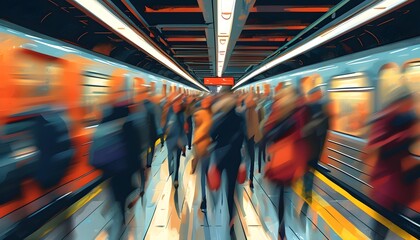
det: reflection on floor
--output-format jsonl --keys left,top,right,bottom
{"left": 38, "top": 143, "right": 417, "bottom": 240}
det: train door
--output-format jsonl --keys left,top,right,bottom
{"left": 320, "top": 72, "right": 374, "bottom": 195}
{"left": 402, "top": 61, "right": 420, "bottom": 214}
{"left": 402, "top": 60, "right": 420, "bottom": 157}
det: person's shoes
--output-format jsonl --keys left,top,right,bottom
{"left": 249, "top": 180, "right": 254, "bottom": 189}
{"left": 182, "top": 152, "right": 186, "bottom": 157}
{"left": 229, "top": 219, "right": 235, "bottom": 236}
{"left": 174, "top": 180, "right": 179, "bottom": 188}
{"left": 200, "top": 198, "right": 207, "bottom": 213}
{"left": 188, "top": 147, "right": 191, "bottom": 150}
{"left": 146, "top": 164, "right": 151, "bottom": 168}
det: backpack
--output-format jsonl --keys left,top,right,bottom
{"left": 89, "top": 118, "right": 128, "bottom": 174}
{"left": 33, "top": 112, "right": 75, "bottom": 188}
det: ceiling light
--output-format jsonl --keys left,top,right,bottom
{"left": 216, "top": 0, "right": 236, "bottom": 77}
{"left": 71, "top": 0, "right": 208, "bottom": 92}
{"left": 233, "top": 0, "right": 411, "bottom": 89}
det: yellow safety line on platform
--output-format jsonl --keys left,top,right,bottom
{"left": 35, "top": 136, "right": 167, "bottom": 238}
{"left": 291, "top": 180, "right": 369, "bottom": 240}
{"left": 314, "top": 170, "right": 417, "bottom": 240}
{"left": 35, "top": 184, "right": 104, "bottom": 238}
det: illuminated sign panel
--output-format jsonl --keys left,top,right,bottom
{"left": 204, "top": 77, "right": 234, "bottom": 86}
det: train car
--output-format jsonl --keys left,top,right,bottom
{"left": 236, "top": 36, "right": 420, "bottom": 222}
{"left": 0, "top": 20, "right": 199, "bottom": 232}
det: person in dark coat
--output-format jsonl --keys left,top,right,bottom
{"left": 100, "top": 102, "right": 142, "bottom": 225}
{"left": 143, "top": 99, "right": 162, "bottom": 168}
{"left": 185, "top": 97, "right": 195, "bottom": 150}
{"left": 210, "top": 93, "right": 246, "bottom": 233}
{"left": 165, "top": 96, "right": 188, "bottom": 188}
{"left": 301, "top": 86, "right": 330, "bottom": 201}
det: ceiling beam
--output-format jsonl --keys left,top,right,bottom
{"left": 231, "top": 51, "right": 273, "bottom": 56}
{"left": 243, "top": 24, "right": 308, "bottom": 30}
{"left": 154, "top": 24, "right": 208, "bottom": 31}
{"left": 252, "top": 5, "right": 331, "bottom": 13}
{"left": 166, "top": 36, "right": 294, "bottom": 42}
{"left": 145, "top": 5, "right": 332, "bottom": 13}
{"left": 153, "top": 23, "right": 309, "bottom": 31}
{"left": 173, "top": 54, "right": 209, "bottom": 57}
{"left": 234, "top": 46, "right": 278, "bottom": 50}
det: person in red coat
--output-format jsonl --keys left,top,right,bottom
{"left": 366, "top": 86, "right": 417, "bottom": 240}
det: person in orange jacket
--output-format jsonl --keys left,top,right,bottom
{"left": 244, "top": 94, "right": 263, "bottom": 188}
{"left": 191, "top": 96, "right": 213, "bottom": 212}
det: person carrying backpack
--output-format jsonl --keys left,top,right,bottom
{"left": 89, "top": 84, "right": 143, "bottom": 226}
{"left": 301, "top": 86, "right": 330, "bottom": 201}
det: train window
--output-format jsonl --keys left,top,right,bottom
{"left": 403, "top": 61, "right": 420, "bottom": 114}
{"left": 82, "top": 71, "right": 110, "bottom": 124}
{"left": 300, "top": 74, "right": 323, "bottom": 96}
{"left": 13, "top": 53, "right": 55, "bottom": 98}
{"left": 378, "top": 64, "right": 402, "bottom": 108}
{"left": 403, "top": 61, "right": 420, "bottom": 156}
{"left": 328, "top": 73, "right": 373, "bottom": 138}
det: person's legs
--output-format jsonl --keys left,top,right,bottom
{"left": 262, "top": 142, "right": 266, "bottom": 162}
{"left": 187, "top": 117, "right": 193, "bottom": 150}
{"left": 224, "top": 155, "right": 241, "bottom": 225}
{"left": 167, "top": 146, "right": 174, "bottom": 175}
{"left": 303, "top": 170, "right": 314, "bottom": 202}
{"left": 147, "top": 142, "right": 156, "bottom": 167}
{"left": 174, "top": 148, "right": 182, "bottom": 187}
{"left": 110, "top": 172, "right": 131, "bottom": 225}
{"left": 278, "top": 186, "right": 286, "bottom": 239}
{"left": 139, "top": 167, "right": 146, "bottom": 195}
{"left": 160, "top": 135, "right": 165, "bottom": 148}
{"left": 246, "top": 137, "right": 255, "bottom": 187}
{"left": 200, "top": 155, "right": 210, "bottom": 211}
{"left": 258, "top": 143, "right": 263, "bottom": 173}
{"left": 182, "top": 146, "right": 186, "bottom": 157}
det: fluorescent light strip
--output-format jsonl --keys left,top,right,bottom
{"left": 233, "top": 0, "right": 409, "bottom": 89}
{"left": 216, "top": 0, "right": 236, "bottom": 77}
{"left": 73, "top": 0, "right": 208, "bottom": 92}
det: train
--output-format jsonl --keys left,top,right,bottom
{"left": 236, "top": 36, "right": 420, "bottom": 223}
{"left": 0, "top": 20, "right": 200, "bottom": 232}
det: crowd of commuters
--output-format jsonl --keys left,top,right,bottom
{"left": 88, "top": 77, "right": 417, "bottom": 239}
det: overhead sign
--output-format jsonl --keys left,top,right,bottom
{"left": 204, "top": 77, "right": 234, "bottom": 86}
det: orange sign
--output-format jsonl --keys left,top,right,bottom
{"left": 204, "top": 77, "right": 234, "bottom": 86}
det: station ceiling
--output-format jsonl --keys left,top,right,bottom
{"left": 1, "top": 0, "right": 419, "bottom": 89}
